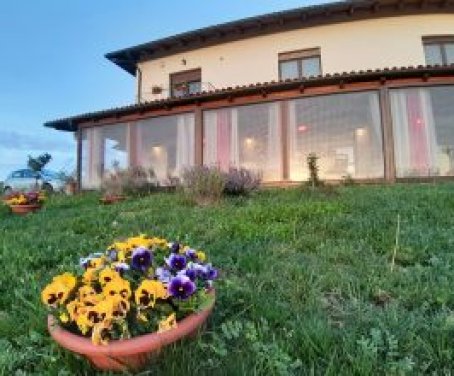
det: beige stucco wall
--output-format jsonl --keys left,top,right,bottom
{"left": 137, "top": 14, "right": 454, "bottom": 101}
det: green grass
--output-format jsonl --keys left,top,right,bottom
{"left": 2, "top": 184, "right": 454, "bottom": 375}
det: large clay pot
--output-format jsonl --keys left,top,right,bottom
{"left": 48, "top": 292, "right": 215, "bottom": 372}
{"left": 100, "top": 196, "right": 126, "bottom": 205}
{"left": 9, "top": 204, "right": 42, "bottom": 215}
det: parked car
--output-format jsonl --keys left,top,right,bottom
{"left": 3, "top": 169, "right": 65, "bottom": 194}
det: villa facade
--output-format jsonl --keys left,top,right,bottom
{"left": 45, "top": 0, "right": 454, "bottom": 188}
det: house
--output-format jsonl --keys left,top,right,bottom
{"left": 45, "top": 0, "right": 454, "bottom": 188}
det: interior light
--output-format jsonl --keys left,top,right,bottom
{"left": 245, "top": 138, "right": 254, "bottom": 147}
{"left": 298, "top": 125, "right": 308, "bottom": 132}
{"left": 355, "top": 128, "right": 366, "bottom": 137}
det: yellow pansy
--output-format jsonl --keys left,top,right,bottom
{"left": 158, "top": 313, "right": 177, "bottom": 333}
{"left": 103, "top": 278, "right": 131, "bottom": 300}
{"left": 83, "top": 268, "right": 98, "bottom": 285}
{"left": 108, "top": 241, "right": 132, "bottom": 254}
{"left": 135, "top": 280, "right": 168, "bottom": 308}
{"left": 92, "top": 320, "right": 113, "bottom": 346}
{"left": 197, "top": 251, "right": 207, "bottom": 262}
{"left": 41, "top": 282, "right": 71, "bottom": 307}
{"left": 52, "top": 272, "right": 77, "bottom": 291}
{"left": 127, "top": 234, "right": 154, "bottom": 249}
{"left": 86, "top": 257, "right": 105, "bottom": 270}
{"left": 98, "top": 268, "right": 121, "bottom": 286}
{"left": 76, "top": 311, "right": 94, "bottom": 335}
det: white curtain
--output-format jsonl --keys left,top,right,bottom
{"left": 266, "top": 103, "right": 282, "bottom": 181}
{"left": 176, "top": 114, "right": 195, "bottom": 176}
{"left": 287, "top": 100, "right": 301, "bottom": 181}
{"left": 203, "top": 111, "right": 218, "bottom": 167}
{"left": 230, "top": 109, "right": 239, "bottom": 168}
{"left": 391, "top": 88, "right": 437, "bottom": 177}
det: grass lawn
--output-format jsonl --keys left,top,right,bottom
{"left": 1, "top": 183, "right": 454, "bottom": 375}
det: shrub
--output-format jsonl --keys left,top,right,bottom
{"left": 306, "top": 153, "right": 323, "bottom": 189}
{"left": 181, "top": 166, "right": 225, "bottom": 205}
{"left": 101, "top": 166, "right": 158, "bottom": 197}
{"left": 223, "top": 167, "right": 261, "bottom": 196}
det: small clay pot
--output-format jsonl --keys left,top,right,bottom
{"left": 48, "top": 291, "right": 215, "bottom": 372}
{"left": 9, "top": 204, "right": 42, "bottom": 215}
{"left": 100, "top": 196, "right": 126, "bottom": 205}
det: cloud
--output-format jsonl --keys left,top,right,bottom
{"left": 0, "top": 129, "right": 74, "bottom": 152}
{"left": 0, "top": 129, "right": 76, "bottom": 180}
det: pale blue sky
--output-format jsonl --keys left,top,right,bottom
{"left": 0, "top": 0, "right": 329, "bottom": 180}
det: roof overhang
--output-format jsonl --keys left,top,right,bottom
{"left": 44, "top": 64, "right": 454, "bottom": 132}
{"left": 105, "top": 0, "right": 454, "bottom": 76}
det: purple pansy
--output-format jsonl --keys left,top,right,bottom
{"left": 170, "top": 242, "right": 180, "bottom": 253}
{"left": 168, "top": 275, "right": 196, "bottom": 300}
{"left": 131, "top": 247, "right": 153, "bottom": 272}
{"left": 114, "top": 262, "right": 130, "bottom": 274}
{"left": 166, "top": 253, "right": 187, "bottom": 270}
{"left": 185, "top": 248, "right": 197, "bottom": 260}
{"left": 202, "top": 264, "right": 218, "bottom": 280}
{"left": 155, "top": 267, "right": 172, "bottom": 284}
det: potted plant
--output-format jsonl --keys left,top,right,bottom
{"left": 63, "top": 174, "right": 78, "bottom": 196}
{"left": 42, "top": 234, "right": 217, "bottom": 372}
{"left": 100, "top": 165, "right": 126, "bottom": 204}
{"left": 3, "top": 191, "right": 46, "bottom": 214}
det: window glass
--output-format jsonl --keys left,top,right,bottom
{"left": 188, "top": 81, "right": 202, "bottom": 94}
{"left": 279, "top": 60, "right": 299, "bottom": 80}
{"left": 81, "top": 123, "right": 130, "bottom": 189}
{"left": 135, "top": 113, "right": 195, "bottom": 184}
{"left": 424, "top": 44, "right": 443, "bottom": 65}
{"left": 445, "top": 43, "right": 454, "bottom": 64}
{"left": 287, "top": 92, "right": 384, "bottom": 180}
{"left": 390, "top": 86, "right": 454, "bottom": 177}
{"left": 203, "top": 103, "right": 282, "bottom": 181}
{"left": 12, "top": 171, "right": 23, "bottom": 178}
{"left": 302, "top": 57, "right": 321, "bottom": 77}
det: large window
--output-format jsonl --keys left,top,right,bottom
{"left": 134, "top": 113, "right": 195, "bottom": 183}
{"left": 81, "top": 123, "right": 130, "bottom": 189}
{"left": 170, "top": 69, "right": 201, "bottom": 97}
{"left": 279, "top": 48, "right": 321, "bottom": 80}
{"left": 423, "top": 36, "right": 454, "bottom": 65}
{"left": 287, "top": 92, "right": 384, "bottom": 180}
{"left": 390, "top": 86, "right": 454, "bottom": 177}
{"left": 203, "top": 103, "right": 282, "bottom": 181}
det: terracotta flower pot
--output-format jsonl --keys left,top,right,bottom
{"left": 9, "top": 204, "right": 42, "bottom": 215}
{"left": 48, "top": 292, "right": 215, "bottom": 372}
{"left": 100, "top": 195, "right": 126, "bottom": 205}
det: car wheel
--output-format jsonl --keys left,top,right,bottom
{"left": 3, "top": 186, "right": 12, "bottom": 195}
{"left": 42, "top": 183, "right": 54, "bottom": 194}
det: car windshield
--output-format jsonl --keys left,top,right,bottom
{"left": 41, "top": 170, "right": 60, "bottom": 179}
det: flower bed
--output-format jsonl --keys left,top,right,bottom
{"left": 42, "top": 235, "right": 218, "bottom": 349}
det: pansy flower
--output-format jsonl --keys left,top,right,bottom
{"left": 103, "top": 278, "right": 131, "bottom": 299}
{"left": 202, "top": 264, "right": 218, "bottom": 281}
{"left": 168, "top": 275, "right": 196, "bottom": 300}
{"left": 155, "top": 267, "right": 172, "bottom": 284}
{"left": 166, "top": 253, "right": 187, "bottom": 271}
{"left": 92, "top": 320, "right": 113, "bottom": 346}
{"left": 185, "top": 248, "right": 198, "bottom": 260}
{"left": 52, "top": 272, "right": 77, "bottom": 291}
{"left": 131, "top": 247, "right": 153, "bottom": 272}
{"left": 98, "top": 268, "right": 121, "bottom": 286}
{"left": 170, "top": 242, "right": 180, "bottom": 253}
{"left": 41, "top": 282, "right": 71, "bottom": 307}
{"left": 158, "top": 313, "right": 177, "bottom": 333}
{"left": 113, "top": 262, "right": 130, "bottom": 274}
{"left": 135, "top": 280, "right": 168, "bottom": 308}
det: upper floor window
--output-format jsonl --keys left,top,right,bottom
{"left": 170, "top": 68, "right": 201, "bottom": 97}
{"left": 279, "top": 48, "right": 321, "bottom": 80}
{"left": 423, "top": 36, "right": 454, "bottom": 65}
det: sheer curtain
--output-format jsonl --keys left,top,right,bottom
{"left": 266, "top": 103, "right": 282, "bottom": 181}
{"left": 176, "top": 114, "right": 195, "bottom": 176}
{"left": 391, "top": 88, "right": 437, "bottom": 177}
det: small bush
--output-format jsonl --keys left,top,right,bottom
{"left": 181, "top": 166, "right": 226, "bottom": 205}
{"left": 101, "top": 166, "right": 158, "bottom": 197}
{"left": 223, "top": 168, "right": 261, "bottom": 196}
{"left": 306, "top": 153, "right": 323, "bottom": 189}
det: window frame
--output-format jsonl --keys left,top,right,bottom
{"left": 423, "top": 36, "right": 454, "bottom": 65}
{"left": 169, "top": 68, "right": 202, "bottom": 97}
{"left": 278, "top": 48, "right": 322, "bottom": 80}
